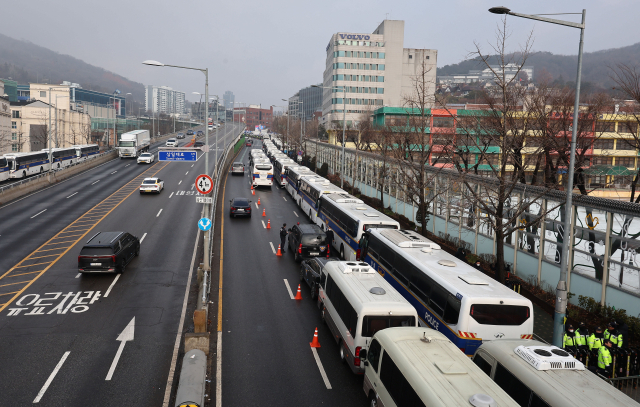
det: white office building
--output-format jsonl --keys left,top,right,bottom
{"left": 321, "top": 20, "right": 437, "bottom": 127}
{"left": 145, "top": 85, "right": 185, "bottom": 115}
{"left": 438, "top": 63, "right": 534, "bottom": 85}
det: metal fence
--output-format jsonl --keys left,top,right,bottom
{"left": 306, "top": 139, "right": 640, "bottom": 313}
{"left": 607, "top": 375, "right": 640, "bottom": 402}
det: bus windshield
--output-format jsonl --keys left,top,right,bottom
{"left": 119, "top": 141, "right": 135, "bottom": 147}
{"left": 470, "top": 304, "right": 530, "bottom": 326}
{"left": 361, "top": 315, "right": 416, "bottom": 337}
{"left": 256, "top": 165, "right": 272, "bottom": 171}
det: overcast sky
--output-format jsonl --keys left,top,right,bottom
{"left": 3, "top": 0, "right": 640, "bottom": 110}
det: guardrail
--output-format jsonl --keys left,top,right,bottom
{"left": 607, "top": 375, "right": 640, "bottom": 402}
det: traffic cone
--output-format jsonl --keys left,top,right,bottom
{"left": 310, "top": 327, "right": 321, "bottom": 348}
{"left": 257, "top": 197, "right": 261, "bottom": 205}
{"left": 252, "top": 189, "right": 255, "bottom": 195}
{"left": 250, "top": 184, "right": 254, "bottom": 190}
{"left": 267, "top": 219, "right": 271, "bottom": 229}
{"left": 295, "top": 284, "right": 303, "bottom": 300}
{"left": 276, "top": 244, "right": 282, "bottom": 256}
{"left": 262, "top": 208, "right": 266, "bottom": 217}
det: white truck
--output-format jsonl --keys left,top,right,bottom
{"left": 118, "top": 130, "right": 150, "bottom": 158}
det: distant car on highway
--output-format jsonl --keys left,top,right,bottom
{"left": 186, "top": 130, "right": 195, "bottom": 136}
{"left": 208, "top": 125, "right": 214, "bottom": 131}
{"left": 299, "top": 257, "right": 340, "bottom": 300}
{"left": 197, "top": 130, "right": 204, "bottom": 136}
{"left": 78, "top": 231, "right": 140, "bottom": 274}
{"left": 166, "top": 138, "right": 178, "bottom": 147}
{"left": 229, "top": 197, "right": 252, "bottom": 218}
{"left": 231, "top": 162, "right": 244, "bottom": 175}
{"left": 176, "top": 132, "right": 185, "bottom": 139}
{"left": 139, "top": 177, "right": 164, "bottom": 194}
{"left": 137, "top": 152, "right": 155, "bottom": 164}
{"left": 193, "top": 141, "right": 205, "bottom": 148}
{"left": 288, "top": 224, "right": 329, "bottom": 262}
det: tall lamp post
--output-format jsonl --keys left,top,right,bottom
{"left": 112, "top": 90, "right": 121, "bottom": 148}
{"left": 211, "top": 95, "right": 221, "bottom": 171}
{"left": 143, "top": 60, "right": 211, "bottom": 273}
{"left": 488, "top": 7, "right": 586, "bottom": 348}
{"left": 312, "top": 84, "right": 347, "bottom": 188}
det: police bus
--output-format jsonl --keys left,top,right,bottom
{"left": 0, "top": 156, "right": 10, "bottom": 182}
{"left": 7, "top": 151, "right": 50, "bottom": 178}
{"left": 46, "top": 147, "right": 78, "bottom": 170}
{"left": 249, "top": 149, "right": 267, "bottom": 167}
{"left": 252, "top": 159, "right": 274, "bottom": 188}
{"left": 317, "top": 261, "right": 418, "bottom": 374}
{"left": 298, "top": 177, "right": 344, "bottom": 223}
{"left": 317, "top": 192, "right": 399, "bottom": 260}
{"left": 73, "top": 144, "right": 100, "bottom": 163}
{"left": 273, "top": 157, "right": 297, "bottom": 188}
{"left": 358, "top": 228, "right": 534, "bottom": 356}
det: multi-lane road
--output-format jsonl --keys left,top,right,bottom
{"left": 0, "top": 123, "right": 241, "bottom": 405}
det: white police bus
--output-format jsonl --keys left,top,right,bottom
{"left": 46, "top": 147, "right": 78, "bottom": 169}
{"left": 73, "top": 144, "right": 100, "bottom": 163}
{"left": 0, "top": 156, "right": 10, "bottom": 182}
{"left": 298, "top": 177, "right": 344, "bottom": 223}
{"left": 273, "top": 157, "right": 297, "bottom": 188}
{"left": 284, "top": 166, "right": 316, "bottom": 200}
{"left": 358, "top": 228, "right": 534, "bottom": 356}
{"left": 252, "top": 159, "right": 274, "bottom": 188}
{"left": 7, "top": 151, "right": 50, "bottom": 178}
{"left": 317, "top": 192, "right": 399, "bottom": 260}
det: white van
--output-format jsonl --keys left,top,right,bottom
{"left": 472, "top": 339, "right": 640, "bottom": 407}
{"left": 317, "top": 261, "right": 418, "bottom": 374}
{"left": 361, "top": 327, "right": 520, "bottom": 407}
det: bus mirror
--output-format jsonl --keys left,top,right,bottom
{"left": 359, "top": 349, "right": 367, "bottom": 360}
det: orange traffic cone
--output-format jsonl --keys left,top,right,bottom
{"left": 276, "top": 244, "right": 282, "bottom": 256}
{"left": 257, "top": 197, "right": 261, "bottom": 205}
{"left": 252, "top": 189, "right": 255, "bottom": 195}
{"left": 262, "top": 208, "right": 266, "bottom": 217}
{"left": 267, "top": 219, "right": 271, "bottom": 229}
{"left": 250, "top": 184, "right": 254, "bottom": 190}
{"left": 310, "top": 327, "right": 321, "bottom": 348}
{"left": 295, "top": 284, "right": 303, "bottom": 300}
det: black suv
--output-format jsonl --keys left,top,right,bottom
{"left": 300, "top": 257, "right": 340, "bottom": 299}
{"left": 78, "top": 231, "right": 140, "bottom": 273}
{"left": 288, "top": 224, "right": 329, "bottom": 262}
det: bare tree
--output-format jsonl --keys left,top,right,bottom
{"left": 345, "top": 106, "right": 376, "bottom": 193}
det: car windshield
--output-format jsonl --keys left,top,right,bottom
{"left": 233, "top": 199, "right": 249, "bottom": 206}
{"left": 142, "top": 180, "right": 157, "bottom": 185}
{"left": 140, "top": 154, "right": 150, "bottom": 157}
{"left": 168, "top": 139, "right": 175, "bottom": 142}
{"left": 233, "top": 163, "right": 243, "bottom": 167}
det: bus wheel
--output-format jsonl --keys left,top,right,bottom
{"left": 23, "top": 171, "right": 27, "bottom": 178}
{"left": 369, "top": 393, "right": 378, "bottom": 407}
{"left": 340, "top": 245, "right": 345, "bottom": 260}
{"left": 320, "top": 307, "right": 326, "bottom": 323}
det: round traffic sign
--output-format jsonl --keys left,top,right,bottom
{"left": 195, "top": 174, "right": 213, "bottom": 194}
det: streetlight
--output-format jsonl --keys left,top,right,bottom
{"left": 143, "top": 59, "right": 212, "bottom": 274}
{"left": 211, "top": 95, "right": 221, "bottom": 170}
{"left": 192, "top": 91, "right": 204, "bottom": 123}
{"left": 488, "top": 6, "right": 586, "bottom": 348}
{"left": 312, "top": 84, "right": 347, "bottom": 188}
{"left": 112, "top": 90, "right": 121, "bottom": 148}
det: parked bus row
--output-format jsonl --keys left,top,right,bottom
{"left": 0, "top": 144, "right": 100, "bottom": 181}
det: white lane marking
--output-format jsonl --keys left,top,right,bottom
{"left": 66, "top": 192, "right": 78, "bottom": 198}
{"left": 283, "top": 196, "right": 287, "bottom": 201}
{"left": 185, "top": 171, "right": 189, "bottom": 175}
{"left": 156, "top": 209, "right": 163, "bottom": 217}
{"left": 140, "top": 232, "right": 147, "bottom": 243}
{"left": 104, "top": 274, "right": 121, "bottom": 298}
{"left": 105, "top": 317, "right": 135, "bottom": 381}
{"left": 269, "top": 241, "right": 276, "bottom": 254}
{"left": 311, "top": 348, "right": 332, "bottom": 389}
{"left": 191, "top": 164, "right": 194, "bottom": 167}
{"left": 31, "top": 209, "right": 47, "bottom": 219}
{"left": 261, "top": 220, "right": 266, "bottom": 229}
{"left": 169, "top": 192, "right": 174, "bottom": 198}
{"left": 33, "top": 351, "right": 71, "bottom": 403}
{"left": 283, "top": 279, "right": 295, "bottom": 300}
{"left": 255, "top": 203, "right": 259, "bottom": 210}
{"left": 178, "top": 180, "right": 182, "bottom": 185}
{"left": 125, "top": 164, "right": 131, "bottom": 167}
{"left": 216, "top": 331, "right": 222, "bottom": 407}
{"left": 75, "top": 273, "right": 81, "bottom": 279}
{"left": 191, "top": 185, "right": 195, "bottom": 190}
{"left": 111, "top": 171, "right": 117, "bottom": 175}
{"left": 91, "top": 180, "right": 100, "bottom": 185}
{"left": 293, "top": 211, "right": 299, "bottom": 218}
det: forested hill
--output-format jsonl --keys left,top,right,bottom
{"left": 438, "top": 42, "right": 640, "bottom": 91}
{"left": 0, "top": 32, "right": 144, "bottom": 102}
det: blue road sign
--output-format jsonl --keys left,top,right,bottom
{"left": 198, "top": 218, "right": 212, "bottom": 231}
{"left": 159, "top": 151, "right": 197, "bottom": 161}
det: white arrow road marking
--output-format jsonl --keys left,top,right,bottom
{"left": 92, "top": 180, "right": 100, "bottom": 185}
{"left": 66, "top": 192, "right": 78, "bottom": 198}
{"left": 33, "top": 351, "right": 71, "bottom": 403}
{"left": 104, "top": 274, "right": 121, "bottom": 298}
{"left": 105, "top": 317, "right": 135, "bottom": 380}
{"left": 293, "top": 211, "right": 299, "bottom": 218}
{"left": 311, "top": 348, "right": 332, "bottom": 389}
{"left": 31, "top": 209, "right": 47, "bottom": 219}
{"left": 156, "top": 209, "right": 163, "bottom": 217}
{"left": 283, "top": 279, "right": 295, "bottom": 300}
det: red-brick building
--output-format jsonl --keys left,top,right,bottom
{"left": 234, "top": 105, "right": 273, "bottom": 130}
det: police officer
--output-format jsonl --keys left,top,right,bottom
{"left": 604, "top": 321, "right": 623, "bottom": 348}
{"left": 280, "top": 223, "right": 289, "bottom": 253}
{"left": 596, "top": 339, "right": 613, "bottom": 378}
{"left": 576, "top": 322, "right": 589, "bottom": 351}
{"left": 563, "top": 324, "right": 578, "bottom": 353}
{"left": 325, "top": 227, "right": 334, "bottom": 250}
{"left": 588, "top": 326, "right": 605, "bottom": 351}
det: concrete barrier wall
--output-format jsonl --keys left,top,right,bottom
{"left": 0, "top": 151, "right": 118, "bottom": 206}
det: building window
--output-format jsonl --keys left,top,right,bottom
{"left": 615, "top": 140, "right": 636, "bottom": 150}
{"left": 11, "top": 132, "right": 17, "bottom": 140}
{"left": 11, "top": 144, "right": 18, "bottom": 152}
{"left": 593, "top": 139, "right": 614, "bottom": 150}
{"left": 409, "top": 55, "right": 413, "bottom": 59}
{"left": 11, "top": 121, "right": 17, "bottom": 129}
{"left": 426, "top": 55, "right": 430, "bottom": 59}
{"left": 595, "top": 121, "right": 614, "bottom": 133}
{"left": 11, "top": 110, "right": 20, "bottom": 119}
{"left": 592, "top": 156, "right": 613, "bottom": 165}
{"left": 615, "top": 157, "right": 636, "bottom": 167}
{"left": 433, "top": 117, "right": 454, "bottom": 128}
{"left": 618, "top": 121, "right": 638, "bottom": 134}
{"left": 40, "top": 91, "right": 46, "bottom": 97}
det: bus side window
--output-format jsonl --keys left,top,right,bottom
{"left": 472, "top": 353, "right": 493, "bottom": 376}
{"left": 494, "top": 362, "right": 532, "bottom": 407}
{"left": 367, "top": 339, "right": 382, "bottom": 373}
{"left": 380, "top": 351, "right": 425, "bottom": 407}
{"left": 320, "top": 271, "right": 327, "bottom": 287}
{"left": 530, "top": 393, "right": 551, "bottom": 407}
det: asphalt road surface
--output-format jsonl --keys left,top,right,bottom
{"left": 0, "top": 123, "right": 242, "bottom": 405}
{"left": 221, "top": 139, "right": 369, "bottom": 407}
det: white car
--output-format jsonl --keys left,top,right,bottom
{"left": 166, "top": 138, "right": 178, "bottom": 147}
{"left": 140, "top": 177, "right": 164, "bottom": 194}
{"left": 137, "top": 152, "right": 154, "bottom": 164}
